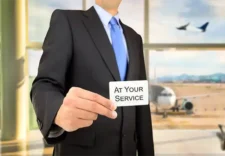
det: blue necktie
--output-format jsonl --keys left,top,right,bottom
{"left": 109, "top": 17, "right": 127, "bottom": 81}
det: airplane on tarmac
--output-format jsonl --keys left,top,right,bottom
{"left": 177, "top": 22, "right": 209, "bottom": 32}
{"left": 149, "top": 84, "right": 220, "bottom": 118}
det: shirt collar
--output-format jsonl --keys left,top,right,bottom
{"left": 94, "top": 4, "right": 121, "bottom": 27}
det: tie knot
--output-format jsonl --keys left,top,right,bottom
{"left": 109, "top": 17, "right": 118, "bottom": 26}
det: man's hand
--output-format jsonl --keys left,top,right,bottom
{"left": 55, "top": 87, "right": 117, "bottom": 132}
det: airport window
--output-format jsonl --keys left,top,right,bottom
{"left": 149, "top": 0, "right": 225, "bottom": 44}
{"left": 149, "top": 50, "right": 225, "bottom": 129}
{"left": 25, "top": 0, "right": 225, "bottom": 130}
{"left": 0, "top": 0, "right": 224, "bottom": 154}
{"left": 28, "top": 0, "right": 83, "bottom": 42}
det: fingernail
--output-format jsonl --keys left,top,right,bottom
{"left": 112, "top": 111, "right": 117, "bottom": 118}
{"left": 111, "top": 103, "right": 117, "bottom": 110}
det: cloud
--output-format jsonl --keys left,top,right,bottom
{"left": 150, "top": 0, "right": 190, "bottom": 16}
{"left": 207, "top": 0, "right": 225, "bottom": 19}
{"left": 179, "top": 0, "right": 213, "bottom": 18}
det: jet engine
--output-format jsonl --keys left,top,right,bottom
{"left": 181, "top": 100, "right": 194, "bottom": 112}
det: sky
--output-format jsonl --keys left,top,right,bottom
{"left": 149, "top": 51, "right": 225, "bottom": 78}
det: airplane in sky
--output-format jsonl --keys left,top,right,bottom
{"left": 177, "top": 22, "right": 209, "bottom": 32}
{"left": 149, "top": 84, "right": 220, "bottom": 118}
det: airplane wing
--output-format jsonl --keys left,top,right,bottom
{"left": 176, "top": 92, "right": 221, "bottom": 100}
{"left": 177, "top": 22, "right": 190, "bottom": 29}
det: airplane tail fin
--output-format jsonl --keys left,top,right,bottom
{"left": 199, "top": 22, "right": 209, "bottom": 32}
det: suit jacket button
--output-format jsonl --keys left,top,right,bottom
{"left": 123, "top": 134, "right": 126, "bottom": 137}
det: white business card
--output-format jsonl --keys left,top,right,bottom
{"left": 109, "top": 80, "right": 149, "bottom": 107}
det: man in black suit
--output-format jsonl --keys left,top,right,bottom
{"left": 30, "top": 0, "right": 155, "bottom": 155}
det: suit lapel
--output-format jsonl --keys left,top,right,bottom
{"left": 82, "top": 7, "right": 121, "bottom": 81}
{"left": 121, "top": 22, "right": 140, "bottom": 80}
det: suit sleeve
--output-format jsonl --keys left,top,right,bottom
{"left": 30, "top": 10, "right": 73, "bottom": 144}
{"left": 136, "top": 35, "right": 155, "bottom": 156}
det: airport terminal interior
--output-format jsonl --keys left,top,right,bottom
{"left": 1, "top": 0, "right": 225, "bottom": 155}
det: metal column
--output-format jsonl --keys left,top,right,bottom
{"left": 1, "top": 0, "right": 28, "bottom": 141}
{"left": 144, "top": 0, "right": 150, "bottom": 79}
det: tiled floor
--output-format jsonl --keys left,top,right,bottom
{"left": 1, "top": 129, "right": 225, "bottom": 156}
{"left": 1, "top": 148, "right": 53, "bottom": 156}
{"left": 0, "top": 131, "right": 53, "bottom": 156}
{"left": 153, "top": 129, "right": 225, "bottom": 155}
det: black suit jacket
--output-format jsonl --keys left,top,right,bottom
{"left": 30, "top": 7, "right": 155, "bottom": 156}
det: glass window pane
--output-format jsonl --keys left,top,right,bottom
{"left": 28, "top": 50, "right": 43, "bottom": 77}
{"left": 28, "top": 49, "right": 43, "bottom": 130}
{"left": 86, "top": 0, "right": 144, "bottom": 38}
{"left": 28, "top": 0, "right": 83, "bottom": 42}
{"left": 86, "top": 0, "right": 95, "bottom": 9}
{"left": 149, "top": 50, "right": 225, "bottom": 79}
{"left": 120, "top": 0, "right": 144, "bottom": 38}
{"left": 149, "top": 0, "right": 225, "bottom": 44}
{"left": 149, "top": 50, "right": 225, "bottom": 154}
{"left": 149, "top": 51, "right": 225, "bottom": 118}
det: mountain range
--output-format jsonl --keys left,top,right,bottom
{"left": 156, "top": 73, "right": 225, "bottom": 83}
